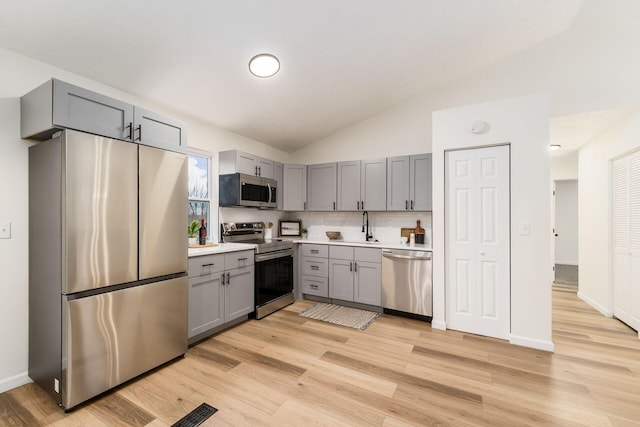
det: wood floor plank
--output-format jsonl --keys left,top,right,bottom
{"left": 0, "top": 392, "right": 43, "bottom": 427}
{"left": 84, "top": 392, "right": 155, "bottom": 427}
{"left": 3, "top": 286, "right": 640, "bottom": 426}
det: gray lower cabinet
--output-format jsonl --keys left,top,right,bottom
{"left": 21, "top": 79, "right": 186, "bottom": 153}
{"left": 188, "top": 250, "right": 254, "bottom": 340}
{"left": 328, "top": 246, "right": 382, "bottom": 306}
{"left": 225, "top": 260, "right": 255, "bottom": 320}
{"left": 188, "top": 254, "right": 225, "bottom": 337}
{"left": 300, "top": 244, "right": 329, "bottom": 297}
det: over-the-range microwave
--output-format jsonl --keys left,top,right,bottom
{"left": 219, "top": 173, "right": 277, "bottom": 208}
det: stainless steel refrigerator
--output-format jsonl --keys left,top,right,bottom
{"left": 29, "top": 129, "right": 188, "bottom": 410}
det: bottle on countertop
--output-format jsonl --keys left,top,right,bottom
{"left": 199, "top": 219, "right": 207, "bottom": 245}
{"left": 414, "top": 220, "right": 425, "bottom": 244}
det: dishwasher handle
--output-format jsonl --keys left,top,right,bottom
{"left": 382, "top": 251, "right": 431, "bottom": 261}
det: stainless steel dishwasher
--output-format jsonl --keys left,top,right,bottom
{"left": 381, "top": 249, "right": 433, "bottom": 320}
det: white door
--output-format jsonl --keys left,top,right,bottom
{"left": 445, "top": 145, "right": 510, "bottom": 340}
{"left": 613, "top": 153, "right": 640, "bottom": 331}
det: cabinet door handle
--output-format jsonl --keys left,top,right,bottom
{"left": 221, "top": 273, "right": 225, "bottom": 285}
{"left": 135, "top": 124, "right": 142, "bottom": 141}
{"left": 226, "top": 272, "right": 230, "bottom": 284}
{"left": 310, "top": 249, "right": 319, "bottom": 254}
{"left": 255, "top": 165, "right": 258, "bottom": 176}
{"left": 310, "top": 265, "right": 319, "bottom": 270}
{"left": 202, "top": 263, "right": 215, "bottom": 267}
{"left": 333, "top": 201, "right": 336, "bottom": 210}
{"left": 237, "top": 257, "right": 248, "bottom": 261}
{"left": 405, "top": 200, "right": 409, "bottom": 210}
{"left": 349, "top": 262, "right": 353, "bottom": 272}
{"left": 354, "top": 262, "right": 358, "bottom": 272}
{"left": 357, "top": 201, "right": 360, "bottom": 210}
{"left": 411, "top": 200, "right": 414, "bottom": 210}
{"left": 258, "top": 166, "right": 262, "bottom": 176}
{"left": 124, "top": 122, "right": 132, "bottom": 140}
{"left": 310, "top": 284, "right": 318, "bottom": 289}
{"left": 304, "top": 201, "right": 307, "bottom": 210}
{"left": 361, "top": 200, "right": 364, "bottom": 209}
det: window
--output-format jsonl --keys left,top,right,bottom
{"left": 188, "top": 152, "right": 211, "bottom": 234}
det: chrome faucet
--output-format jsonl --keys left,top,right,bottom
{"left": 362, "top": 211, "right": 373, "bottom": 241}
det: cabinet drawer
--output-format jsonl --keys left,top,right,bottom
{"left": 301, "top": 276, "right": 328, "bottom": 297}
{"left": 301, "top": 244, "right": 328, "bottom": 258}
{"left": 225, "top": 250, "right": 254, "bottom": 270}
{"left": 188, "top": 254, "right": 224, "bottom": 277}
{"left": 301, "top": 257, "right": 328, "bottom": 277}
{"left": 355, "top": 247, "right": 381, "bottom": 263}
{"left": 329, "top": 245, "right": 354, "bottom": 260}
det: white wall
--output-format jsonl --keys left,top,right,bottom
{"left": 0, "top": 47, "right": 289, "bottom": 393}
{"left": 432, "top": 93, "right": 553, "bottom": 351}
{"left": 0, "top": 99, "right": 32, "bottom": 392}
{"left": 578, "top": 110, "right": 640, "bottom": 316}
{"left": 555, "top": 180, "right": 579, "bottom": 265}
{"left": 551, "top": 151, "right": 578, "bottom": 181}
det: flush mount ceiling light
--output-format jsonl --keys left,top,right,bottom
{"left": 249, "top": 53, "right": 280, "bottom": 78}
{"left": 550, "top": 144, "right": 561, "bottom": 151}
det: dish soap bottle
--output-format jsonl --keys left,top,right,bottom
{"left": 199, "top": 219, "right": 207, "bottom": 245}
{"left": 414, "top": 220, "right": 425, "bottom": 244}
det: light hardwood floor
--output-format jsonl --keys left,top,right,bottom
{"left": 2, "top": 284, "right": 640, "bottom": 426}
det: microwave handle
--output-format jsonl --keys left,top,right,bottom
{"left": 267, "top": 183, "right": 273, "bottom": 203}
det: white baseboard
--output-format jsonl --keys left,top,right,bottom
{"left": 0, "top": 371, "right": 31, "bottom": 394}
{"left": 431, "top": 319, "right": 446, "bottom": 330}
{"left": 510, "top": 334, "right": 555, "bottom": 352}
{"left": 577, "top": 291, "right": 613, "bottom": 317}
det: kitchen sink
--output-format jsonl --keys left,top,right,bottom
{"left": 342, "top": 240, "right": 382, "bottom": 245}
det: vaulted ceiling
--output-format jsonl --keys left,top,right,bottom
{"left": 0, "top": 0, "right": 626, "bottom": 153}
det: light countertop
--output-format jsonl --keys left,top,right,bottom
{"left": 188, "top": 242, "right": 256, "bottom": 257}
{"left": 286, "top": 238, "right": 432, "bottom": 251}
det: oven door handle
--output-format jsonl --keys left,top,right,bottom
{"left": 255, "top": 249, "right": 293, "bottom": 262}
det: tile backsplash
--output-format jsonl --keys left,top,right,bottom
{"left": 219, "top": 207, "right": 432, "bottom": 245}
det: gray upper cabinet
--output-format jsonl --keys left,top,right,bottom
{"left": 337, "top": 161, "right": 361, "bottom": 211}
{"left": 387, "top": 156, "right": 410, "bottom": 211}
{"left": 337, "top": 159, "right": 386, "bottom": 211}
{"left": 219, "top": 150, "right": 274, "bottom": 178}
{"left": 307, "top": 163, "right": 337, "bottom": 211}
{"left": 361, "top": 158, "right": 387, "bottom": 211}
{"left": 410, "top": 153, "right": 432, "bottom": 211}
{"left": 22, "top": 79, "right": 133, "bottom": 141}
{"left": 21, "top": 79, "right": 186, "bottom": 153}
{"left": 133, "top": 107, "right": 186, "bottom": 154}
{"left": 283, "top": 164, "right": 307, "bottom": 211}
{"left": 387, "top": 154, "right": 432, "bottom": 211}
{"left": 274, "top": 162, "right": 284, "bottom": 210}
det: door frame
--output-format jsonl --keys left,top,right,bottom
{"left": 444, "top": 143, "right": 512, "bottom": 340}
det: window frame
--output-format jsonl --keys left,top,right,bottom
{"left": 187, "top": 149, "right": 216, "bottom": 242}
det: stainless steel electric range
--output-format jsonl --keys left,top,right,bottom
{"left": 221, "top": 222, "right": 294, "bottom": 319}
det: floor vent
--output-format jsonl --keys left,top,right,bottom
{"left": 172, "top": 403, "right": 218, "bottom": 427}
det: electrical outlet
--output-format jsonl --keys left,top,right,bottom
{"left": 0, "top": 221, "right": 10, "bottom": 239}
